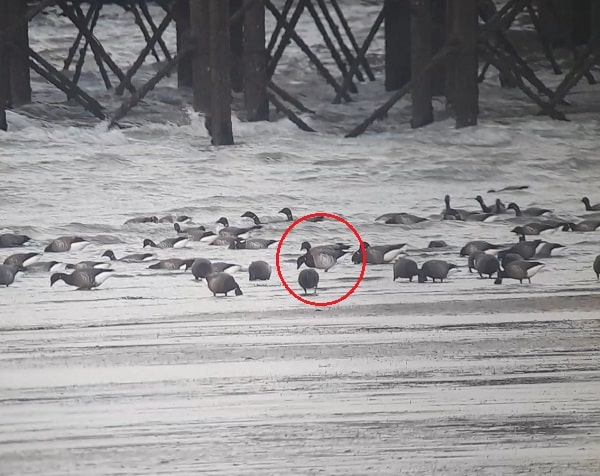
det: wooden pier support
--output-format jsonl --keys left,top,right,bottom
{"left": 208, "top": 0, "right": 234, "bottom": 145}
{"left": 410, "top": 0, "right": 433, "bottom": 128}
{"left": 384, "top": 0, "right": 411, "bottom": 91}
{"left": 244, "top": 0, "right": 269, "bottom": 121}
{"left": 174, "top": 0, "right": 192, "bottom": 88}
{"left": 191, "top": 0, "right": 210, "bottom": 112}
{"left": 7, "top": 0, "right": 31, "bottom": 106}
{"left": 448, "top": 0, "right": 478, "bottom": 128}
{"left": 0, "top": 0, "right": 8, "bottom": 130}
{"left": 230, "top": 0, "right": 244, "bottom": 93}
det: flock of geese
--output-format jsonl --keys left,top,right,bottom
{"left": 2, "top": 194, "right": 600, "bottom": 297}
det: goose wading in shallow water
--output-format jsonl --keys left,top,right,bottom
{"left": 475, "top": 195, "right": 505, "bottom": 214}
{"left": 278, "top": 207, "right": 325, "bottom": 223}
{"left": 418, "top": 260, "right": 459, "bottom": 283}
{"left": 0, "top": 233, "right": 32, "bottom": 248}
{"left": 392, "top": 258, "right": 419, "bottom": 282}
{"left": 248, "top": 261, "right": 271, "bottom": 281}
{"left": 0, "top": 264, "right": 25, "bottom": 286}
{"left": 44, "top": 236, "right": 90, "bottom": 252}
{"left": 503, "top": 239, "right": 543, "bottom": 260}
{"left": 148, "top": 258, "right": 194, "bottom": 270}
{"left": 375, "top": 212, "right": 427, "bottom": 225}
{"left": 215, "top": 217, "right": 261, "bottom": 239}
{"left": 142, "top": 236, "right": 189, "bottom": 249}
{"left": 470, "top": 252, "right": 500, "bottom": 279}
{"left": 507, "top": 202, "right": 552, "bottom": 217}
{"left": 298, "top": 268, "right": 319, "bottom": 295}
{"left": 124, "top": 215, "right": 158, "bottom": 225}
{"left": 174, "top": 223, "right": 208, "bottom": 240}
{"left": 562, "top": 220, "right": 600, "bottom": 232}
{"left": 241, "top": 211, "right": 286, "bottom": 225}
{"left": 3, "top": 252, "right": 41, "bottom": 268}
{"left": 205, "top": 272, "right": 243, "bottom": 296}
{"left": 66, "top": 260, "right": 112, "bottom": 270}
{"left": 459, "top": 240, "right": 503, "bottom": 257}
{"left": 50, "top": 268, "right": 115, "bottom": 290}
{"left": 495, "top": 260, "right": 544, "bottom": 284}
{"left": 188, "top": 258, "right": 213, "bottom": 280}
{"left": 102, "top": 249, "right": 155, "bottom": 263}
{"left": 581, "top": 197, "right": 600, "bottom": 212}
{"left": 229, "top": 237, "right": 278, "bottom": 250}
{"left": 351, "top": 242, "right": 407, "bottom": 264}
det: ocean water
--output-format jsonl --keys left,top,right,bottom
{"left": 1, "top": 2, "right": 600, "bottom": 475}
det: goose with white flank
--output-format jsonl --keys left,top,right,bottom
{"left": 351, "top": 242, "right": 407, "bottom": 264}
{"left": 102, "top": 249, "right": 155, "bottom": 263}
{"left": 142, "top": 236, "right": 189, "bottom": 249}
{"left": 495, "top": 260, "right": 544, "bottom": 284}
{"left": 50, "top": 268, "right": 114, "bottom": 290}
{"left": 44, "top": 236, "right": 90, "bottom": 252}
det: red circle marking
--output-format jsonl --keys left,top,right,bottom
{"left": 275, "top": 212, "right": 367, "bottom": 306}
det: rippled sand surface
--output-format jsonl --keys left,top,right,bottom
{"left": 2, "top": 1, "right": 600, "bottom": 474}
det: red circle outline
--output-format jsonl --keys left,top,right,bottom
{"left": 275, "top": 212, "right": 367, "bottom": 306}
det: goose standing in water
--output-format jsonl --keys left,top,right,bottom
{"left": 495, "top": 260, "right": 544, "bottom": 284}
{"left": 44, "top": 236, "right": 89, "bottom": 252}
{"left": 418, "top": 260, "right": 458, "bottom": 283}
{"left": 205, "top": 272, "right": 243, "bottom": 296}
{"left": 215, "top": 217, "right": 261, "bottom": 238}
{"left": 50, "top": 268, "right": 114, "bottom": 290}
{"left": 0, "top": 264, "right": 25, "bottom": 286}
{"left": 298, "top": 268, "right": 319, "bottom": 295}
{"left": 471, "top": 252, "right": 500, "bottom": 278}
{"left": 375, "top": 212, "right": 427, "bottom": 225}
{"left": 351, "top": 242, "right": 407, "bottom": 264}
{"left": 102, "top": 249, "right": 155, "bottom": 263}
{"left": 148, "top": 258, "right": 194, "bottom": 270}
{"left": 393, "top": 258, "right": 419, "bottom": 282}
{"left": 248, "top": 261, "right": 271, "bottom": 281}
{"left": 188, "top": 258, "right": 213, "bottom": 280}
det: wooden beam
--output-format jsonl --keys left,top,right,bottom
{"left": 244, "top": 0, "right": 269, "bottom": 121}
{"left": 230, "top": 0, "right": 244, "bottom": 92}
{"left": 0, "top": 0, "right": 8, "bottom": 130}
{"left": 267, "top": 91, "right": 315, "bottom": 132}
{"left": 7, "top": 0, "right": 31, "bottom": 106}
{"left": 175, "top": 0, "right": 192, "bottom": 88}
{"left": 449, "top": 0, "right": 478, "bottom": 128}
{"left": 208, "top": 0, "right": 234, "bottom": 145}
{"left": 385, "top": 0, "right": 411, "bottom": 91}
{"left": 190, "top": 0, "right": 211, "bottom": 112}
{"left": 410, "top": 0, "right": 433, "bottom": 128}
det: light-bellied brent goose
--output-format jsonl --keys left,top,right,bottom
{"left": 507, "top": 202, "right": 552, "bottom": 217}
{"left": 418, "top": 260, "right": 459, "bottom": 283}
{"left": 44, "top": 236, "right": 90, "bottom": 252}
{"left": 0, "top": 264, "right": 24, "bottom": 286}
{"left": 102, "top": 250, "right": 155, "bottom": 262}
{"left": 206, "top": 272, "right": 243, "bottom": 296}
{"left": 142, "top": 237, "right": 189, "bottom": 248}
{"left": 375, "top": 212, "right": 426, "bottom": 225}
{"left": 297, "top": 242, "right": 349, "bottom": 272}
{"left": 148, "top": 258, "right": 194, "bottom": 270}
{"left": 188, "top": 258, "right": 213, "bottom": 280}
{"left": 215, "top": 217, "right": 261, "bottom": 239}
{"left": 229, "top": 238, "right": 277, "bottom": 250}
{"left": 581, "top": 197, "right": 600, "bottom": 212}
{"left": 351, "top": 242, "right": 406, "bottom": 264}
{"left": 3, "top": 252, "right": 41, "bottom": 268}
{"left": 0, "top": 233, "right": 32, "bottom": 247}
{"left": 495, "top": 260, "right": 544, "bottom": 284}
{"left": 50, "top": 268, "right": 114, "bottom": 290}
{"left": 298, "top": 269, "right": 319, "bottom": 295}
{"left": 249, "top": 261, "right": 272, "bottom": 281}
{"left": 393, "top": 258, "right": 419, "bottom": 282}
{"left": 124, "top": 215, "right": 158, "bottom": 224}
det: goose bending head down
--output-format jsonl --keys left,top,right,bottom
{"left": 205, "top": 272, "right": 243, "bottom": 296}
{"left": 50, "top": 268, "right": 114, "bottom": 290}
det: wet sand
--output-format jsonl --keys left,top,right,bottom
{"left": 2, "top": 290, "right": 599, "bottom": 475}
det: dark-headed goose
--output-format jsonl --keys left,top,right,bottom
{"left": 507, "top": 202, "right": 551, "bottom": 217}
{"left": 124, "top": 215, "right": 158, "bottom": 225}
{"left": 393, "top": 258, "right": 419, "bottom": 282}
{"left": 0, "top": 264, "right": 24, "bottom": 286}
{"left": 229, "top": 238, "right": 277, "bottom": 250}
{"left": 351, "top": 242, "right": 407, "bottom": 264}
{"left": 418, "top": 260, "right": 458, "bottom": 283}
{"left": 494, "top": 260, "right": 544, "bottom": 284}
{"left": 66, "top": 261, "right": 112, "bottom": 270}
{"left": 148, "top": 258, "right": 194, "bottom": 270}
{"left": 241, "top": 211, "right": 286, "bottom": 225}
{"left": 298, "top": 269, "right": 319, "bottom": 295}
{"left": 215, "top": 217, "right": 261, "bottom": 239}
{"left": 44, "top": 236, "right": 89, "bottom": 252}
{"left": 0, "top": 233, "right": 32, "bottom": 248}
{"left": 249, "top": 261, "right": 272, "bottom": 281}
{"left": 581, "top": 197, "right": 600, "bottom": 212}
{"left": 297, "top": 245, "right": 347, "bottom": 272}
{"left": 375, "top": 212, "right": 427, "bottom": 225}
{"left": 472, "top": 252, "right": 500, "bottom": 278}
{"left": 460, "top": 240, "right": 503, "bottom": 257}
{"left": 562, "top": 220, "right": 600, "bottom": 232}
{"left": 142, "top": 237, "right": 189, "bottom": 249}
{"left": 102, "top": 249, "right": 154, "bottom": 263}
{"left": 50, "top": 268, "right": 114, "bottom": 290}
{"left": 205, "top": 272, "right": 243, "bottom": 296}
{"left": 3, "top": 252, "right": 41, "bottom": 268}
{"left": 188, "top": 258, "right": 213, "bottom": 280}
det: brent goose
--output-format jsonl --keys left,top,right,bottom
{"left": 248, "top": 261, "right": 272, "bottom": 281}
{"left": 205, "top": 272, "right": 243, "bottom": 296}
{"left": 392, "top": 258, "right": 419, "bottom": 282}
{"left": 44, "top": 236, "right": 89, "bottom": 252}
{"left": 50, "top": 268, "right": 114, "bottom": 290}
{"left": 418, "top": 260, "right": 459, "bottom": 283}
{"left": 495, "top": 260, "right": 544, "bottom": 284}
{"left": 298, "top": 268, "right": 319, "bottom": 295}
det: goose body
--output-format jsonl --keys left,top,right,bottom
{"left": 375, "top": 212, "right": 427, "bottom": 225}
{"left": 511, "top": 222, "right": 560, "bottom": 236}
{"left": 0, "top": 233, "right": 32, "bottom": 248}
{"left": 142, "top": 237, "right": 189, "bottom": 249}
{"left": 563, "top": 220, "right": 600, "bottom": 232}
{"left": 215, "top": 217, "right": 261, "bottom": 239}
{"left": 66, "top": 261, "right": 112, "bottom": 270}
{"left": 0, "top": 264, "right": 24, "bottom": 286}
{"left": 475, "top": 196, "right": 505, "bottom": 214}
{"left": 472, "top": 252, "right": 500, "bottom": 278}
{"left": 44, "top": 236, "right": 89, "bottom": 252}
{"left": 534, "top": 242, "right": 566, "bottom": 258}
{"left": 124, "top": 215, "right": 158, "bottom": 224}
{"left": 297, "top": 243, "right": 348, "bottom": 272}
{"left": 351, "top": 242, "right": 407, "bottom": 264}
{"left": 212, "top": 262, "right": 242, "bottom": 274}
{"left": 503, "top": 239, "right": 542, "bottom": 260}
{"left": 159, "top": 214, "right": 192, "bottom": 224}
{"left": 495, "top": 260, "right": 544, "bottom": 284}
{"left": 298, "top": 268, "right": 319, "bottom": 294}
{"left": 148, "top": 258, "right": 194, "bottom": 270}
{"left": 419, "top": 260, "right": 458, "bottom": 283}
{"left": 393, "top": 258, "right": 419, "bottom": 282}
{"left": 189, "top": 258, "right": 213, "bottom": 280}
{"left": 278, "top": 207, "right": 294, "bottom": 221}
{"left": 50, "top": 268, "right": 114, "bottom": 290}
{"left": 427, "top": 240, "right": 448, "bottom": 249}
{"left": 594, "top": 255, "right": 600, "bottom": 279}
{"left": 581, "top": 197, "right": 600, "bottom": 211}
{"left": 241, "top": 211, "right": 286, "bottom": 225}
{"left": 248, "top": 261, "right": 272, "bottom": 281}
{"left": 174, "top": 223, "right": 207, "bottom": 240}
{"left": 460, "top": 240, "right": 503, "bottom": 257}
{"left": 442, "top": 195, "right": 476, "bottom": 221}
{"left": 507, "top": 202, "right": 551, "bottom": 217}
{"left": 206, "top": 272, "right": 243, "bottom": 296}
{"left": 3, "top": 252, "right": 41, "bottom": 268}
{"left": 229, "top": 238, "right": 277, "bottom": 250}
{"left": 102, "top": 249, "right": 155, "bottom": 263}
